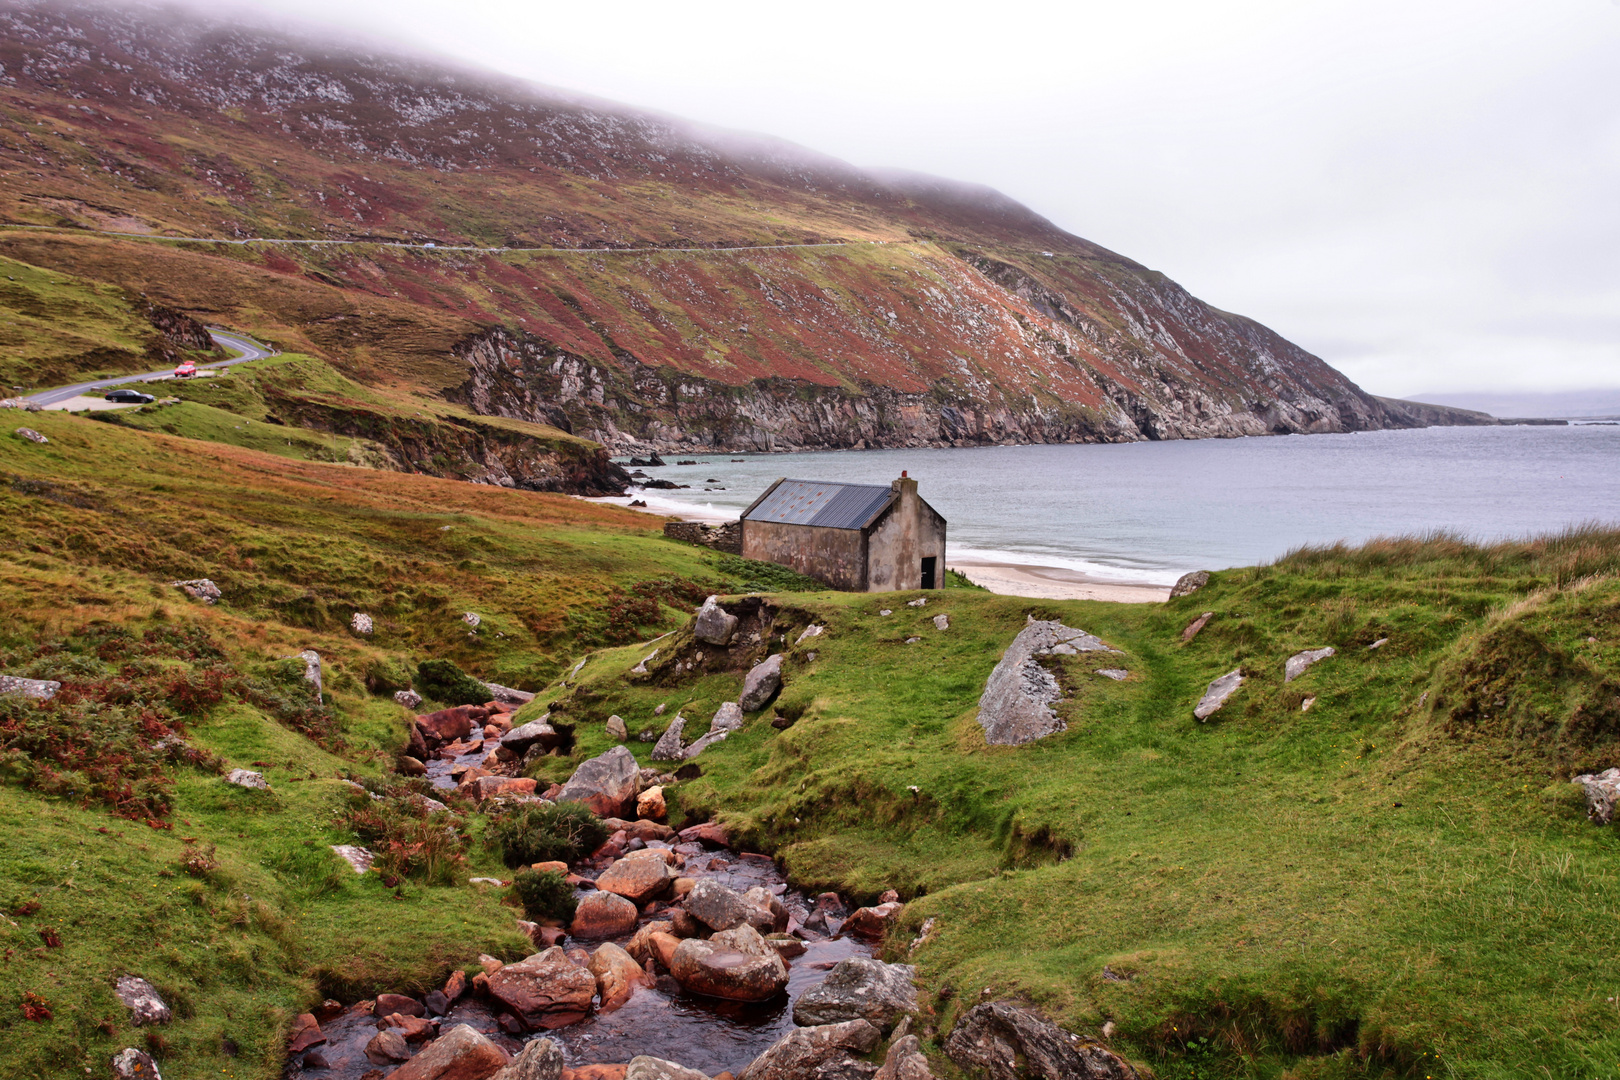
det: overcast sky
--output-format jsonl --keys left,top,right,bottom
{"left": 236, "top": 0, "right": 1619, "bottom": 397}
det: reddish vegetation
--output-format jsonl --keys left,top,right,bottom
{"left": 0, "top": 3, "right": 1451, "bottom": 448}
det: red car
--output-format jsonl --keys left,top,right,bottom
{"left": 173, "top": 359, "right": 197, "bottom": 378}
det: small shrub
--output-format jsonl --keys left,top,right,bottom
{"left": 489, "top": 801, "right": 607, "bottom": 868}
{"left": 416, "top": 658, "right": 489, "bottom": 706}
{"left": 510, "top": 868, "right": 577, "bottom": 923}
{"left": 180, "top": 843, "right": 219, "bottom": 877}
{"left": 363, "top": 656, "right": 413, "bottom": 695}
{"left": 341, "top": 792, "right": 466, "bottom": 885}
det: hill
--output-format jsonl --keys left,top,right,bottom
{"left": 0, "top": 0, "right": 1481, "bottom": 452}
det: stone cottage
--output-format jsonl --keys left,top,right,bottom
{"left": 738, "top": 473, "right": 947, "bottom": 592}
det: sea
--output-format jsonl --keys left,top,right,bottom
{"left": 613, "top": 424, "right": 1620, "bottom": 586}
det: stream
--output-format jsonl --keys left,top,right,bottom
{"left": 293, "top": 841, "right": 875, "bottom": 1078}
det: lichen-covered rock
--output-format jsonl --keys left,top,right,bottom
{"left": 390, "top": 1022, "right": 512, "bottom": 1079}
{"left": 1284, "top": 647, "right": 1335, "bottom": 683}
{"left": 694, "top": 596, "right": 739, "bottom": 645}
{"left": 874, "top": 1035, "right": 934, "bottom": 1080}
{"left": 114, "top": 975, "right": 172, "bottom": 1026}
{"left": 588, "top": 942, "right": 650, "bottom": 1008}
{"left": 652, "top": 714, "right": 688, "bottom": 762}
{"left": 670, "top": 924, "right": 789, "bottom": 1002}
{"left": 0, "top": 674, "right": 60, "bottom": 700}
{"left": 739, "top": 654, "right": 783, "bottom": 711}
{"left": 571, "top": 890, "right": 640, "bottom": 938}
{"left": 491, "top": 1037, "right": 564, "bottom": 1080}
{"left": 111, "top": 1048, "right": 163, "bottom": 1080}
{"left": 488, "top": 948, "right": 596, "bottom": 1030}
{"left": 791, "top": 957, "right": 916, "bottom": 1031}
{"left": 557, "top": 745, "right": 641, "bottom": 817}
{"left": 637, "top": 785, "right": 666, "bottom": 819}
{"left": 501, "top": 717, "right": 563, "bottom": 755}
{"left": 842, "top": 901, "right": 903, "bottom": 939}
{"left": 738, "top": 1021, "right": 882, "bottom": 1080}
{"left": 978, "top": 618, "right": 1118, "bottom": 744}
{"left": 683, "top": 878, "right": 750, "bottom": 931}
{"left": 351, "top": 612, "right": 374, "bottom": 634}
{"left": 330, "top": 844, "right": 373, "bottom": 873}
{"left": 1574, "top": 768, "right": 1620, "bottom": 824}
{"left": 226, "top": 768, "right": 269, "bottom": 791}
{"left": 626, "top": 1057, "right": 711, "bottom": 1080}
{"left": 1169, "top": 571, "right": 1210, "bottom": 598}
{"left": 607, "top": 715, "right": 629, "bottom": 741}
{"left": 170, "top": 578, "right": 221, "bottom": 603}
{"left": 395, "top": 688, "right": 423, "bottom": 709}
{"left": 1194, "top": 669, "right": 1243, "bottom": 720}
{"left": 14, "top": 426, "right": 47, "bottom": 444}
{"left": 596, "top": 856, "right": 674, "bottom": 905}
{"left": 945, "top": 1002, "right": 1138, "bottom": 1080}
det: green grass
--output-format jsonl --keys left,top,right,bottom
{"left": 523, "top": 527, "right": 1620, "bottom": 1078}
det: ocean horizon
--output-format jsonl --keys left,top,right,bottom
{"left": 611, "top": 424, "right": 1620, "bottom": 585}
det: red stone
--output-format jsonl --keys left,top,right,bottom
{"left": 382, "top": 1013, "right": 436, "bottom": 1042}
{"left": 563, "top": 1066, "right": 629, "bottom": 1080}
{"left": 443, "top": 969, "right": 467, "bottom": 1002}
{"left": 375, "top": 993, "right": 423, "bottom": 1017}
{"left": 677, "top": 822, "right": 729, "bottom": 848}
{"left": 288, "top": 1013, "right": 326, "bottom": 1053}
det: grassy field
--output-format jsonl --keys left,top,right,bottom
{"left": 518, "top": 529, "right": 1620, "bottom": 1079}
{"left": 5, "top": 408, "right": 1620, "bottom": 1078}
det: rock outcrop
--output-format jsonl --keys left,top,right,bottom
{"left": 946, "top": 1002, "right": 1138, "bottom": 1080}
{"left": 1194, "top": 669, "right": 1244, "bottom": 720}
{"left": 488, "top": 948, "right": 597, "bottom": 1030}
{"left": 389, "top": 1023, "right": 511, "bottom": 1080}
{"left": 978, "top": 618, "right": 1118, "bottom": 744}
{"left": 739, "top": 654, "right": 784, "bottom": 711}
{"left": 556, "top": 746, "right": 640, "bottom": 817}
{"left": 738, "top": 1021, "right": 882, "bottom": 1080}
{"left": 1284, "top": 647, "right": 1335, "bottom": 682}
{"left": 670, "top": 924, "right": 789, "bottom": 1002}
{"left": 791, "top": 957, "right": 916, "bottom": 1031}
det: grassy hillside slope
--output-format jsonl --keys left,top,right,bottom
{"left": 522, "top": 531, "right": 1620, "bottom": 1078}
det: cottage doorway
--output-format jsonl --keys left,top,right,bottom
{"left": 920, "top": 556, "right": 937, "bottom": 589}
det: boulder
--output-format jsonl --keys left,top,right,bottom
{"left": 292, "top": 649, "right": 324, "bottom": 699}
{"left": 670, "top": 924, "right": 789, "bottom": 1001}
{"left": 376, "top": 993, "right": 425, "bottom": 1017}
{"left": 565, "top": 1067, "right": 630, "bottom": 1080}
{"left": 390, "top": 1023, "right": 513, "bottom": 1080}
{"left": 842, "top": 902, "right": 903, "bottom": 939}
{"left": 637, "top": 785, "right": 667, "bottom": 820}
{"left": 626, "top": 1057, "right": 711, "bottom": 1080}
{"left": 1169, "top": 571, "right": 1210, "bottom": 598}
{"left": 490, "top": 1037, "right": 564, "bottom": 1080}
{"left": 623, "top": 818, "right": 677, "bottom": 843}
{"left": 112, "top": 1048, "right": 164, "bottom": 1080}
{"left": 114, "top": 975, "right": 171, "bottom": 1026}
{"left": 385, "top": 1013, "right": 438, "bottom": 1042}
{"left": 694, "top": 596, "right": 739, "bottom": 646}
{"left": 648, "top": 931, "right": 681, "bottom": 970}
{"left": 287, "top": 1013, "right": 326, "bottom": 1053}
{"left": 1193, "top": 669, "right": 1243, "bottom": 720}
{"left": 418, "top": 705, "right": 487, "bottom": 743}
{"left": 399, "top": 755, "right": 428, "bottom": 777}
{"left": 933, "top": 614, "right": 950, "bottom": 631}
{"left": 739, "top": 654, "right": 784, "bottom": 711}
{"left": 588, "top": 942, "right": 650, "bottom": 1008}
{"left": 487, "top": 683, "right": 538, "bottom": 706}
{"left": 737, "top": 1021, "right": 882, "bottom": 1080}
{"left": 0, "top": 675, "right": 60, "bottom": 700}
{"left": 978, "top": 618, "right": 1119, "bottom": 745}
{"left": 396, "top": 688, "right": 424, "bottom": 709}
{"left": 596, "top": 856, "right": 675, "bottom": 905}
{"left": 607, "top": 715, "right": 629, "bottom": 741}
{"left": 556, "top": 746, "right": 641, "bottom": 818}
{"left": 652, "top": 714, "right": 688, "bottom": 762}
{"left": 1284, "top": 647, "right": 1336, "bottom": 683}
{"left": 365, "top": 1027, "right": 412, "bottom": 1064}
{"left": 226, "top": 769, "right": 269, "bottom": 791}
{"left": 669, "top": 907, "right": 703, "bottom": 937}
{"left": 502, "top": 717, "right": 563, "bottom": 755}
{"left": 351, "top": 612, "right": 374, "bottom": 635}
{"left": 1180, "top": 612, "right": 1214, "bottom": 643}
{"left": 946, "top": 1002, "right": 1138, "bottom": 1080}
{"left": 170, "top": 578, "right": 221, "bottom": 604}
{"left": 741, "top": 886, "right": 787, "bottom": 932}
{"left": 467, "top": 776, "right": 538, "bottom": 802}
{"left": 792, "top": 957, "right": 917, "bottom": 1031}
{"left": 331, "top": 844, "right": 374, "bottom": 873}
{"left": 684, "top": 878, "right": 750, "bottom": 931}
{"left": 678, "top": 822, "right": 729, "bottom": 848}
{"left": 1574, "top": 768, "right": 1620, "bottom": 824}
{"left": 874, "top": 1035, "right": 934, "bottom": 1080}
{"left": 710, "top": 701, "right": 746, "bottom": 734}
{"left": 488, "top": 948, "right": 597, "bottom": 1030}
{"left": 766, "top": 933, "right": 807, "bottom": 958}
{"left": 626, "top": 920, "right": 675, "bottom": 966}
{"left": 571, "top": 890, "right": 639, "bottom": 938}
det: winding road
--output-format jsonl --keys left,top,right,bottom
{"left": 24, "top": 329, "right": 276, "bottom": 406}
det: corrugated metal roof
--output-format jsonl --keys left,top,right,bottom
{"left": 742, "top": 479, "right": 895, "bottom": 530}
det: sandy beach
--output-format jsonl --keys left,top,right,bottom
{"left": 584, "top": 495, "right": 1172, "bottom": 603}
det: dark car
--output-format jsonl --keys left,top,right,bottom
{"left": 104, "top": 388, "right": 155, "bottom": 404}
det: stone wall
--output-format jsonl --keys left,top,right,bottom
{"left": 663, "top": 520, "right": 742, "bottom": 554}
